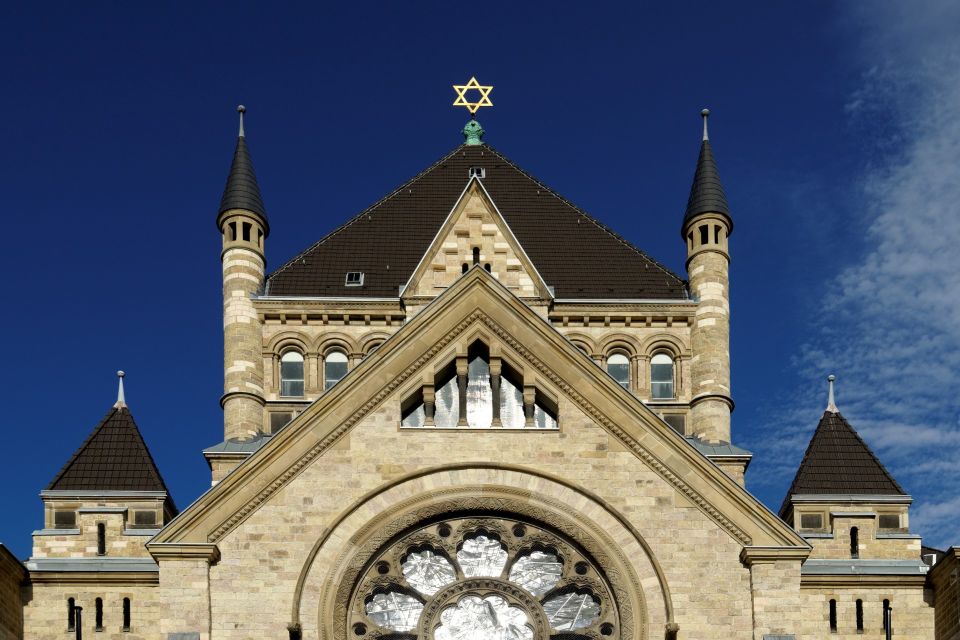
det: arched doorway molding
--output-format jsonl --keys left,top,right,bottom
{"left": 291, "top": 463, "right": 675, "bottom": 640}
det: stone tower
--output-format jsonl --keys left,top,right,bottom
{"left": 682, "top": 110, "right": 733, "bottom": 444}
{"left": 217, "top": 106, "right": 269, "bottom": 442}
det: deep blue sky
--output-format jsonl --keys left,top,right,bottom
{"left": 2, "top": 2, "right": 957, "bottom": 558}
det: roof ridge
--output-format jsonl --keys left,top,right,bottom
{"left": 46, "top": 406, "right": 120, "bottom": 491}
{"left": 266, "top": 144, "right": 468, "bottom": 287}
{"left": 483, "top": 144, "right": 687, "bottom": 291}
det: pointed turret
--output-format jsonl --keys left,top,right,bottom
{"left": 217, "top": 106, "right": 268, "bottom": 446}
{"left": 34, "top": 372, "right": 176, "bottom": 565}
{"left": 217, "top": 105, "right": 269, "bottom": 233}
{"left": 682, "top": 109, "right": 734, "bottom": 444}
{"left": 682, "top": 109, "right": 731, "bottom": 234}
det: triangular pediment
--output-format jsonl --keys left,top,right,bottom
{"left": 402, "top": 177, "right": 552, "bottom": 301}
{"left": 151, "top": 268, "right": 805, "bottom": 552}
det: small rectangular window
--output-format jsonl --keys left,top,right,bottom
{"left": 133, "top": 511, "right": 157, "bottom": 528}
{"left": 468, "top": 167, "right": 485, "bottom": 179}
{"left": 800, "top": 513, "right": 824, "bottom": 530}
{"left": 270, "top": 411, "right": 294, "bottom": 432}
{"left": 345, "top": 271, "right": 364, "bottom": 286}
{"left": 97, "top": 522, "right": 106, "bottom": 556}
{"left": 879, "top": 514, "right": 900, "bottom": 530}
{"left": 662, "top": 414, "right": 685, "bottom": 434}
{"left": 53, "top": 510, "right": 76, "bottom": 529}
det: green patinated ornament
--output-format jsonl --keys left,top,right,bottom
{"left": 463, "top": 120, "right": 484, "bottom": 145}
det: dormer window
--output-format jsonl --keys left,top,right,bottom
{"left": 468, "top": 166, "right": 485, "bottom": 179}
{"left": 345, "top": 271, "right": 364, "bottom": 287}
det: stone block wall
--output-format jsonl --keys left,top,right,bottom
{"left": 21, "top": 582, "right": 159, "bottom": 640}
{"left": 797, "top": 584, "right": 934, "bottom": 639}
{"left": 33, "top": 511, "right": 154, "bottom": 559}
{"left": 0, "top": 545, "right": 24, "bottom": 640}
{"left": 931, "top": 548, "right": 960, "bottom": 640}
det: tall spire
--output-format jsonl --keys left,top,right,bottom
{"left": 682, "top": 108, "right": 732, "bottom": 234}
{"left": 826, "top": 374, "right": 838, "bottom": 413}
{"left": 218, "top": 105, "right": 268, "bottom": 231}
{"left": 114, "top": 370, "right": 126, "bottom": 409}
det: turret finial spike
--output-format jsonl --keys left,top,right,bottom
{"left": 826, "top": 374, "right": 838, "bottom": 413}
{"left": 114, "top": 370, "right": 127, "bottom": 409}
{"left": 701, "top": 108, "right": 710, "bottom": 141}
{"left": 237, "top": 105, "right": 246, "bottom": 138}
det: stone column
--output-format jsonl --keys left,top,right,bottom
{"left": 153, "top": 544, "right": 220, "bottom": 640}
{"left": 489, "top": 358, "right": 502, "bottom": 427}
{"left": 740, "top": 547, "right": 807, "bottom": 639}
{"left": 456, "top": 356, "right": 468, "bottom": 426}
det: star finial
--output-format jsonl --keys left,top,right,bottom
{"left": 452, "top": 77, "right": 494, "bottom": 115}
{"left": 114, "top": 370, "right": 127, "bottom": 409}
{"left": 826, "top": 374, "right": 838, "bottom": 413}
{"left": 237, "top": 105, "right": 246, "bottom": 138}
{"left": 701, "top": 108, "right": 710, "bottom": 141}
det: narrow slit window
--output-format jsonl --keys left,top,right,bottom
{"left": 856, "top": 599, "right": 863, "bottom": 632}
{"left": 883, "top": 599, "right": 891, "bottom": 633}
{"left": 228, "top": 221, "right": 237, "bottom": 242}
{"left": 472, "top": 247, "right": 480, "bottom": 265}
{"left": 699, "top": 224, "right": 709, "bottom": 245}
{"left": 324, "top": 351, "right": 348, "bottom": 391}
{"left": 462, "top": 263, "right": 468, "bottom": 274}
{"left": 850, "top": 526, "right": 859, "bottom": 559}
{"left": 96, "top": 522, "right": 106, "bottom": 556}
{"left": 714, "top": 225, "right": 720, "bottom": 244}
{"left": 122, "top": 597, "right": 131, "bottom": 632}
{"left": 280, "top": 351, "right": 305, "bottom": 397}
{"left": 95, "top": 597, "right": 104, "bottom": 631}
{"left": 829, "top": 599, "right": 837, "bottom": 633}
{"left": 242, "top": 221, "right": 251, "bottom": 242}
{"left": 484, "top": 263, "right": 491, "bottom": 272}
{"left": 68, "top": 598, "right": 76, "bottom": 631}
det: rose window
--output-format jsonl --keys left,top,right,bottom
{"left": 350, "top": 517, "right": 618, "bottom": 640}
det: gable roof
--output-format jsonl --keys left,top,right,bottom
{"left": 780, "top": 410, "right": 906, "bottom": 515}
{"left": 152, "top": 267, "right": 806, "bottom": 551}
{"left": 265, "top": 144, "right": 687, "bottom": 299}
{"left": 46, "top": 406, "right": 172, "bottom": 495}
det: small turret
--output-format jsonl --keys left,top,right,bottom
{"left": 682, "top": 109, "right": 733, "bottom": 444}
{"left": 219, "top": 106, "right": 268, "bottom": 442}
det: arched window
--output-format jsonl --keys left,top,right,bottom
{"left": 96, "top": 522, "right": 106, "bottom": 556}
{"left": 67, "top": 598, "right": 76, "bottom": 631}
{"left": 280, "top": 351, "right": 305, "bottom": 397}
{"left": 606, "top": 353, "right": 630, "bottom": 389}
{"left": 122, "top": 597, "right": 131, "bottom": 632}
{"left": 650, "top": 353, "right": 674, "bottom": 399}
{"left": 348, "top": 516, "right": 617, "bottom": 639}
{"left": 324, "top": 351, "right": 348, "bottom": 391}
{"left": 829, "top": 599, "right": 837, "bottom": 632}
{"left": 95, "top": 597, "right": 104, "bottom": 631}
{"left": 856, "top": 599, "right": 864, "bottom": 632}
{"left": 850, "top": 527, "right": 859, "bottom": 559}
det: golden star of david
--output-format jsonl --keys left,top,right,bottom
{"left": 452, "top": 77, "right": 493, "bottom": 115}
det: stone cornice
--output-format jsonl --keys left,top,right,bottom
{"left": 146, "top": 542, "right": 220, "bottom": 564}
{"left": 800, "top": 574, "right": 928, "bottom": 588}
{"left": 27, "top": 571, "right": 159, "bottom": 585}
{"left": 740, "top": 546, "right": 811, "bottom": 566}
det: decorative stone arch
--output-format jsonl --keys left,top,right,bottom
{"left": 638, "top": 334, "right": 686, "bottom": 359}
{"left": 359, "top": 331, "right": 393, "bottom": 356}
{"left": 313, "top": 332, "right": 360, "bottom": 357}
{"left": 267, "top": 331, "right": 312, "bottom": 356}
{"left": 560, "top": 331, "right": 597, "bottom": 357}
{"left": 598, "top": 332, "right": 641, "bottom": 358}
{"left": 291, "top": 464, "right": 675, "bottom": 640}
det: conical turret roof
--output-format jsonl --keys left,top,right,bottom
{"left": 46, "top": 406, "right": 172, "bottom": 495}
{"left": 779, "top": 409, "right": 906, "bottom": 517}
{"left": 682, "top": 139, "right": 731, "bottom": 233}
{"left": 218, "top": 134, "right": 268, "bottom": 232}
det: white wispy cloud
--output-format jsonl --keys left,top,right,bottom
{"left": 754, "top": 1, "right": 960, "bottom": 549}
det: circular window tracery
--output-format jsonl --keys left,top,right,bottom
{"left": 349, "top": 517, "right": 618, "bottom": 640}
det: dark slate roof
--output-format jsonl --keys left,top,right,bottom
{"left": 46, "top": 407, "right": 172, "bottom": 494}
{"left": 265, "top": 144, "right": 687, "bottom": 299}
{"left": 779, "top": 410, "right": 906, "bottom": 516}
{"left": 682, "top": 140, "right": 731, "bottom": 233}
{"left": 218, "top": 135, "right": 268, "bottom": 231}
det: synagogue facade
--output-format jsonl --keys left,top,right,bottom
{"left": 3, "top": 95, "right": 957, "bottom": 640}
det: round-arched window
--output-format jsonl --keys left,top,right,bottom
{"left": 650, "top": 354, "right": 674, "bottom": 399}
{"left": 606, "top": 353, "right": 630, "bottom": 389}
{"left": 324, "top": 351, "right": 348, "bottom": 391}
{"left": 349, "top": 516, "right": 618, "bottom": 640}
{"left": 280, "top": 351, "right": 305, "bottom": 397}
